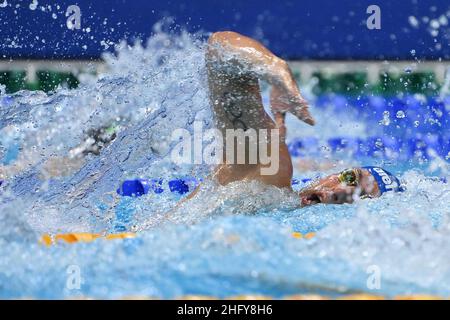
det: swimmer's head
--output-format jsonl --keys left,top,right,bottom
{"left": 299, "top": 166, "right": 403, "bottom": 206}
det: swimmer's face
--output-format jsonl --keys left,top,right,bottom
{"left": 299, "top": 168, "right": 380, "bottom": 206}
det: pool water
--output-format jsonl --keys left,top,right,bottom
{"left": 0, "top": 30, "right": 449, "bottom": 299}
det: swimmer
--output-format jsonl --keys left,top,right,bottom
{"left": 196, "top": 31, "right": 403, "bottom": 206}
{"left": 0, "top": 124, "right": 117, "bottom": 180}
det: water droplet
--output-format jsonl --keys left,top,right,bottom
{"left": 430, "top": 19, "right": 440, "bottom": 29}
{"left": 430, "top": 29, "right": 439, "bottom": 37}
{"left": 29, "top": 0, "right": 38, "bottom": 10}
{"left": 375, "top": 139, "right": 383, "bottom": 148}
{"left": 408, "top": 16, "right": 419, "bottom": 28}
{"left": 396, "top": 110, "right": 406, "bottom": 119}
{"left": 439, "top": 15, "right": 448, "bottom": 26}
{"left": 380, "top": 111, "right": 390, "bottom": 126}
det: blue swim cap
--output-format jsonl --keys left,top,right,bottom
{"left": 362, "top": 166, "right": 404, "bottom": 194}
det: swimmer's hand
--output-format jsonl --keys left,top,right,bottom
{"left": 270, "top": 86, "right": 315, "bottom": 126}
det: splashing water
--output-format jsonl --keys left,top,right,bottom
{"left": 0, "top": 29, "right": 449, "bottom": 299}
{"left": 1, "top": 28, "right": 213, "bottom": 233}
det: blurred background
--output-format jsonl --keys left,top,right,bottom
{"left": 1, "top": 0, "right": 449, "bottom": 91}
{"left": 0, "top": 0, "right": 450, "bottom": 93}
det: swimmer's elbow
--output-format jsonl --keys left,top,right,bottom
{"left": 208, "top": 31, "right": 243, "bottom": 45}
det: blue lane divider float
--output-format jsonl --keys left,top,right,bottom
{"left": 315, "top": 94, "right": 449, "bottom": 136}
{"left": 117, "top": 178, "right": 202, "bottom": 197}
{"left": 112, "top": 175, "right": 448, "bottom": 231}
{"left": 116, "top": 175, "right": 448, "bottom": 198}
{"left": 288, "top": 135, "right": 450, "bottom": 160}
{"left": 116, "top": 177, "right": 317, "bottom": 197}
{"left": 116, "top": 179, "right": 151, "bottom": 197}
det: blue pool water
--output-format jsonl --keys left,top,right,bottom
{"left": 0, "top": 30, "right": 449, "bottom": 299}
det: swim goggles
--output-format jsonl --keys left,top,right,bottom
{"left": 338, "top": 168, "right": 375, "bottom": 199}
{"left": 338, "top": 168, "right": 359, "bottom": 187}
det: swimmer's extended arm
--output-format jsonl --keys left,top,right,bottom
{"left": 207, "top": 31, "right": 314, "bottom": 126}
